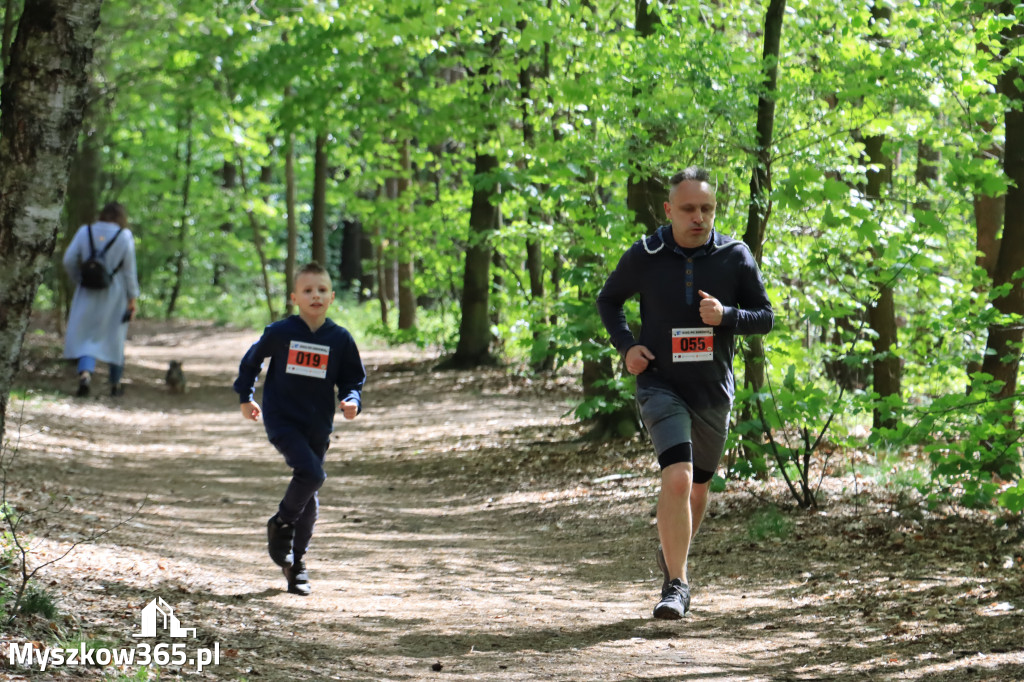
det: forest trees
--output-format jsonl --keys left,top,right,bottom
{"left": 1, "top": 0, "right": 1022, "bottom": 511}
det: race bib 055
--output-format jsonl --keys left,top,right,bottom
{"left": 671, "top": 327, "right": 713, "bottom": 363}
{"left": 286, "top": 341, "right": 330, "bottom": 378}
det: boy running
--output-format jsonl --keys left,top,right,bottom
{"left": 234, "top": 262, "right": 366, "bottom": 595}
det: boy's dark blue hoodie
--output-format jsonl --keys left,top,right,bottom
{"left": 234, "top": 315, "right": 366, "bottom": 440}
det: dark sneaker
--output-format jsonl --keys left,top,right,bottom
{"left": 266, "top": 515, "right": 295, "bottom": 567}
{"left": 76, "top": 374, "right": 91, "bottom": 397}
{"left": 110, "top": 384, "right": 125, "bottom": 397}
{"left": 653, "top": 578, "right": 690, "bottom": 619}
{"left": 283, "top": 559, "right": 311, "bottom": 596}
{"left": 656, "top": 545, "right": 670, "bottom": 594}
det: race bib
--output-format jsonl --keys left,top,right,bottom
{"left": 672, "top": 327, "right": 714, "bottom": 363}
{"left": 286, "top": 341, "right": 330, "bottom": 378}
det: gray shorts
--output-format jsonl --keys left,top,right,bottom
{"left": 636, "top": 384, "right": 731, "bottom": 473}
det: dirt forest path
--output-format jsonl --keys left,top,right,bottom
{"left": 4, "top": 321, "right": 1024, "bottom": 681}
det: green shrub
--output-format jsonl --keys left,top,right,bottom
{"left": 747, "top": 506, "right": 794, "bottom": 542}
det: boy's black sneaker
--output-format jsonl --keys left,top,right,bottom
{"left": 283, "top": 559, "right": 311, "bottom": 596}
{"left": 266, "top": 515, "right": 295, "bottom": 567}
{"left": 76, "top": 374, "right": 91, "bottom": 397}
{"left": 653, "top": 578, "right": 690, "bottom": 620}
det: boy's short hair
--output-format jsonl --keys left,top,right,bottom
{"left": 294, "top": 262, "right": 331, "bottom": 287}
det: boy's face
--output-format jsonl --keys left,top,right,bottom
{"left": 291, "top": 272, "right": 335, "bottom": 319}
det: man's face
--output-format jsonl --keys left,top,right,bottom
{"left": 664, "top": 179, "right": 716, "bottom": 249}
{"left": 291, "top": 272, "right": 335, "bottom": 318}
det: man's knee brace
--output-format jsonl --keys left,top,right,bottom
{"left": 658, "top": 442, "right": 693, "bottom": 470}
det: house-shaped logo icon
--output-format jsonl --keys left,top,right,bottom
{"left": 133, "top": 598, "right": 196, "bottom": 638}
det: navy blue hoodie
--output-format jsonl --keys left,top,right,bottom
{"left": 597, "top": 226, "right": 773, "bottom": 408}
{"left": 234, "top": 316, "right": 366, "bottom": 440}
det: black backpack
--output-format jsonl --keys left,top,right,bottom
{"left": 79, "top": 224, "right": 124, "bottom": 290}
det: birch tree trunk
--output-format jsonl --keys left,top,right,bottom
{"left": 0, "top": 0, "right": 104, "bottom": 442}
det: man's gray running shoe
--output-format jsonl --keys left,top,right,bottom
{"left": 653, "top": 578, "right": 690, "bottom": 619}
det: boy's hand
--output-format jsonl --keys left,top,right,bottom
{"left": 339, "top": 400, "right": 358, "bottom": 420}
{"left": 241, "top": 401, "right": 261, "bottom": 421}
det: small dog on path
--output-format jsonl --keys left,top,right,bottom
{"left": 165, "top": 360, "right": 187, "bottom": 393}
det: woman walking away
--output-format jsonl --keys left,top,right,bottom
{"left": 63, "top": 202, "right": 140, "bottom": 397}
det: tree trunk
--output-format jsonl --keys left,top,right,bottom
{"left": 1, "top": 0, "right": 18, "bottom": 73}
{"left": 358, "top": 231, "right": 374, "bottom": 302}
{"left": 165, "top": 110, "right": 193, "bottom": 319}
{"left": 375, "top": 199, "right": 389, "bottom": 327}
{"left": 0, "top": 0, "right": 104, "bottom": 442}
{"left": 396, "top": 139, "right": 416, "bottom": 331}
{"left": 864, "top": 4, "right": 900, "bottom": 430}
{"left": 738, "top": 0, "right": 785, "bottom": 458}
{"left": 864, "top": 130, "right": 900, "bottom": 429}
{"left": 397, "top": 260, "right": 415, "bottom": 329}
{"left": 230, "top": 150, "right": 276, "bottom": 322}
{"left": 61, "top": 91, "right": 102, "bottom": 327}
{"left": 285, "top": 131, "right": 297, "bottom": 315}
{"left": 445, "top": 151, "right": 499, "bottom": 368}
{"left": 976, "top": 192, "right": 1004, "bottom": 279}
{"left": 626, "top": 0, "right": 665, "bottom": 237}
{"left": 311, "top": 131, "right": 328, "bottom": 267}
{"left": 340, "top": 219, "right": 362, "bottom": 293}
{"left": 444, "top": 33, "right": 503, "bottom": 370}
{"left": 742, "top": 0, "right": 785, "bottom": 379}
{"left": 981, "top": 13, "right": 1024, "bottom": 399}
{"left": 518, "top": 17, "right": 556, "bottom": 371}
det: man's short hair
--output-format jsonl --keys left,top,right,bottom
{"left": 669, "top": 167, "right": 712, "bottom": 186}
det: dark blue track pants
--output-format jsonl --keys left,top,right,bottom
{"left": 269, "top": 430, "right": 330, "bottom": 561}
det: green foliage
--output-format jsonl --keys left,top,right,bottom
{"left": 877, "top": 374, "right": 1024, "bottom": 510}
{"left": 102, "top": 667, "right": 157, "bottom": 682}
{"left": 999, "top": 482, "right": 1024, "bottom": 513}
{"left": 11, "top": 0, "right": 1024, "bottom": 512}
{"left": 0, "top": 512, "right": 18, "bottom": 622}
{"left": 856, "top": 451, "right": 931, "bottom": 494}
{"left": 19, "top": 585, "right": 58, "bottom": 619}
{"left": 363, "top": 297, "right": 460, "bottom": 351}
{"left": 746, "top": 505, "right": 794, "bottom": 542}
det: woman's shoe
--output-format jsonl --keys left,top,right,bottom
{"left": 76, "top": 372, "right": 91, "bottom": 397}
{"left": 110, "top": 384, "right": 125, "bottom": 397}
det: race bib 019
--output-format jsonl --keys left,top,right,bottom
{"left": 286, "top": 341, "right": 330, "bottom": 378}
{"left": 671, "top": 327, "right": 714, "bottom": 362}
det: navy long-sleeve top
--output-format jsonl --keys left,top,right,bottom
{"left": 596, "top": 226, "right": 773, "bottom": 408}
{"left": 233, "top": 316, "right": 366, "bottom": 440}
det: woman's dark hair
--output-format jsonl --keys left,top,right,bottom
{"left": 98, "top": 202, "right": 128, "bottom": 227}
